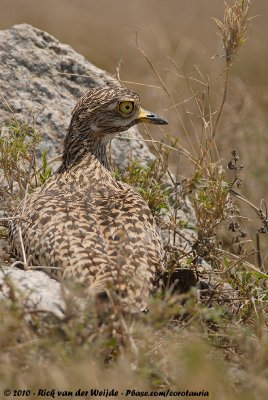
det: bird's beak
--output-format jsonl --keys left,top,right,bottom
{"left": 137, "top": 108, "right": 168, "bottom": 125}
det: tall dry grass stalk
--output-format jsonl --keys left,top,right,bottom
{"left": 212, "top": 0, "right": 251, "bottom": 138}
{"left": 213, "top": 0, "right": 251, "bottom": 67}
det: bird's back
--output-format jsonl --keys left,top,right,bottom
{"left": 10, "top": 154, "right": 163, "bottom": 312}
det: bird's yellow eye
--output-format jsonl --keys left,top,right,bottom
{"left": 118, "top": 101, "right": 134, "bottom": 115}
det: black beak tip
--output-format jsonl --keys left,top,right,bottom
{"left": 148, "top": 113, "right": 168, "bottom": 125}
{"left": 159, "top": 117, "right": 168, "bottom": 126}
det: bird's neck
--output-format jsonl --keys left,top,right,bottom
{"left": 58, "top": 127, "right": 110, "bottom": 173}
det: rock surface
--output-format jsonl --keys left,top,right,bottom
{"left": 0, "top": 23, "right": 154, "bottom": 168}
{"left": 0, "top": 266, "right": 65, "bottom": 318}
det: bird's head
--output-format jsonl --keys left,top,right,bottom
{"left": 61, "top": 85, "right": 168, "bottom": 171}
{"left": 69, "top": 85, "right": 168, "bottom": 138}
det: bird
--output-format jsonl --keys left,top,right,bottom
{"left": 9, "top": 84, "right": 168, "bottom": 312}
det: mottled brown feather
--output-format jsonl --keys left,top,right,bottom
{"left": 9, "top": 85, "right": 167, "bottom": 312}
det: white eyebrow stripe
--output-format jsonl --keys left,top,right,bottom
{"left": 106, "top": 102, "right": 118, "bottom": 111}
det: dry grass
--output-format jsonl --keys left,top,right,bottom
{"left": 0, "top": 1, "right": 268, "bottom": 399}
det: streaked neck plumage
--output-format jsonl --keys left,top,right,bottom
{"left": 58, "top": 125, "right": 111, "bottom": 173}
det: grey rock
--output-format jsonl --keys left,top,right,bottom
{"left": 0, "top": 266, "right": 65, "bottom": 318}
{"left": 0, "top": 23, "right": 154, "bottom": 168}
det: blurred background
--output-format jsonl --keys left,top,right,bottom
{"left": 1, "top": 0, "right": 268, "bottom": 248}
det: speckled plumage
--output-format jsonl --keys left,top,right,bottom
{"left": 10, "top": 85, "right": 168, "bottom": 312}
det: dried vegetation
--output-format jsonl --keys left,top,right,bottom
{"left": 0, "top": 1, "right": 268, "bottom": 399}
